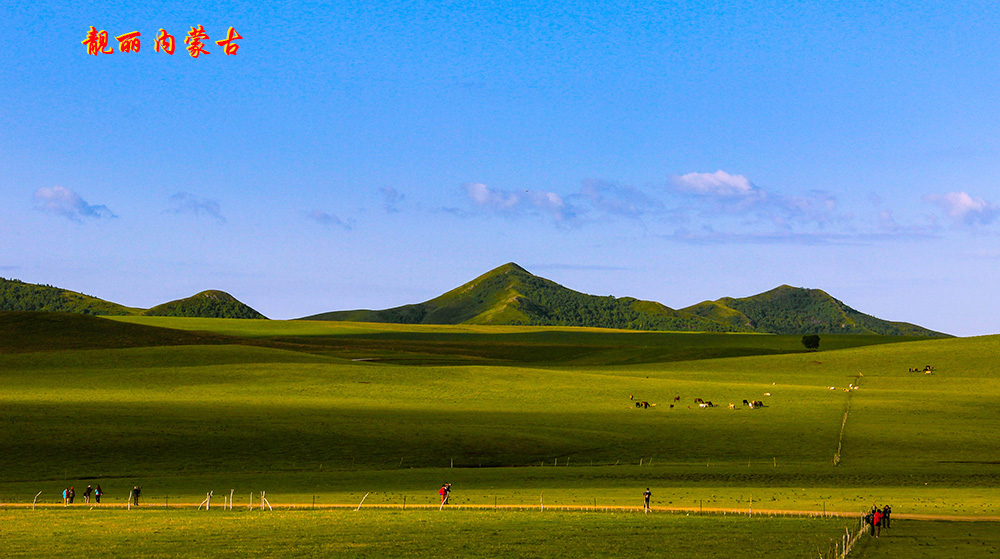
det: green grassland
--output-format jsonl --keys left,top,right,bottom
{"left": 1, "top": 313, "right": 997, "bottom": 557}
{"left": 0, "top": 508, "right": 859, "bottom": 559}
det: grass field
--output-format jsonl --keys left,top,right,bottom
{"left": 1, "top": 313, "right": 998, "bottom": 557}
{"left": 0, "top": 508, "right": 858, "bottom": 558}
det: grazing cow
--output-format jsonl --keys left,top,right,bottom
{"left": 698, "top": 403, "right": 708, "bottom": 409}
{"left": 753, "top": 400, "right": 764, "bottom": 408}
{"left": 635, "top": 401, "right": 650, "bottom": 409}
{"left": 694, "top": 398, "right": 704, "bottom": 404}
{"left": 742, "top": 399, "right": 750, "bottom": 406}
{"left": 728, "top": 403, "right": 735, "bottom": 409}
{"left": 674, "top": 395, "right": 681, "bottom": 402}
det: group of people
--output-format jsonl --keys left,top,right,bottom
{"left": 62, "top": 485, "right": 101, "bottom": 506}
{"left": 864, "top": 504, "right": 891, "bottom": 537}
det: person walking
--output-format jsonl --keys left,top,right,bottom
{"left": 68, "top": 486, "right": 75, "bottom": 504}
{"left": 873, "top": 507, "right": 883, "bottom": 538}
{"left": 883, "top": 505, "right": 891, "bottom": 529}
{"left": 83, "top": 485, "right": 93, "bottom": 504}
{"left": 439, "top": 483, "right": 451, "bottom": 506}
{"left": 94, "top": 484, "right": 102, "bottom": 505}
{"left": 62, "top": 488, "right": 69, "bottom": 507}
{"left": 643, "top": 488, "right": 651, "bottom": 512}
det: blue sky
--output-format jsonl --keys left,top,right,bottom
{"left": 2, "top": 1, "right": 999, "bottom": 335}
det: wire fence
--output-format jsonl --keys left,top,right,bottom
{"left": 818, "top": 512, "right": 868, "bottom": 559}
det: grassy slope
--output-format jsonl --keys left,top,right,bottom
{"left": 2, "top": 317, "right": 997, "bottom": 557}
{"left": 0, "top": 509, "right": 853, "bottom": 559}
{"left": 1, "top": 317, "right": 994, "bottom": 479}
{"left": 0, "top": 312, "right": 237, "bottom": 353}
{"left": 109, "top": 315, "right": 919, "bottom": 366}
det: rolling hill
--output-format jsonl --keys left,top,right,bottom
{"left": 305, "top": 263, "right": 946, "bottom": 336}
{"left": 141, "top": 290, "right": 267, "bottom": 319}
{"left": 0, "top": 278, "right": 139, "bottom": 315}
{"left": 683, "top": 285, "right": 942, "bottom": 336}
{"left": 0, "top": 278, "right": 265, "bottom": 319}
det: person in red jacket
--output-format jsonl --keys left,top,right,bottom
{"left": 873, "top": 507, "right": 883, "bottom": 537}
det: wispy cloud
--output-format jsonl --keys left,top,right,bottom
{"left": 464, "top": 183, "right": 575, "bottom": 221}
{"left": 166, "top": 192, "right": 225, "bottom": 224}
{"left": 668, "top": 170, "right": 843, "bottom": 229}
{"left": 664, "top": 226, "right": 938, "bottom": 245}
{"left": 307, "top": 210, "right": 352, "bottom": 230}
{"left": 33, "top": 186, "right": 116, "bottom": 221}
{"left": 456, "top": 170, "right": 974, "bottom": 246}
{"left": 672, "top": 170, "right": 763, "bottom": 199}
{"left": 379, "top": 186, "right": 404, "bottom": 213}
{"left": 466, "top": 183, "right": 521, "bottom": 211}
{"left": 925, "top": 191, "right": 998, "bottom": 226}
{"left": 578, "top": 179, "right": 664, "bottom": 217}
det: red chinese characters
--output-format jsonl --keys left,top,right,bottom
{"left": 214, "top": 26, "right": 242, "bottom": 55}
{"left": 82, "top": 26, "right": 114, "bottom": 55}
{"left": 155, "top": 29, "right": 175, "bottom": 55}
{"left": 184, "top": 25, "right": 210, "bottom": 58}
{"left": 83, "top": 26, "right": 241, "bottom": 58}
{"left": 116, "top": 31, "right": 141, "bottom": 53}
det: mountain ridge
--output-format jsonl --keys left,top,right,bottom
{"left": 2, "top": 265, "right": 948, "bottom": 335}
{"left": 304, "top": 263, "right": 947, "bottom": 336}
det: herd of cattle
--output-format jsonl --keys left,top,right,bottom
{"left": 630, "top": 395, "right": 766, "bottom": 410}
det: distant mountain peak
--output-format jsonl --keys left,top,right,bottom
{"left": 495, "top": 262, "right": 528, "bottom": 273}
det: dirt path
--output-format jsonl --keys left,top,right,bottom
{"left": 7, "top": 502, "right": 1000, "bottom": 521}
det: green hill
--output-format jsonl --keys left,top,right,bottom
{"left": 0, "top": 278, "right": 266, "bottom": 320}
{"left": 0, "top": 277, "right": 139, "bottom": 315}
{"left": 303, "top": 263, "right": 732, "bottom": 331}
{"left": 686, "top": 285, "right": 946, "bottom": 336}
{"left": 304, "top": 263, "right": 945, "bottom": 335}
{"left": 142, "top": 290, "right": 267, "bottom": 319}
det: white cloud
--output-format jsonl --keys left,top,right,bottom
{"left": 33, "top": 186, "right": 116, "bottom": 221}
{"left": 671, "top": 170, "right": 763, "bottom": 199}
{"left": 925, "top": 191, "right": 998, "bottom": 225}
{"left": 669, "top": 170, "right": 844, "bottom": 230}
{"left": 464, "top": 183, "right": 573, "bottom": 221}
{"left": 465, "top": 183, "right": 521, "bottom": 210}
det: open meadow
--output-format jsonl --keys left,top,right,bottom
{"left": 1, "top": 313, "right": 998, "bottom": 557}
